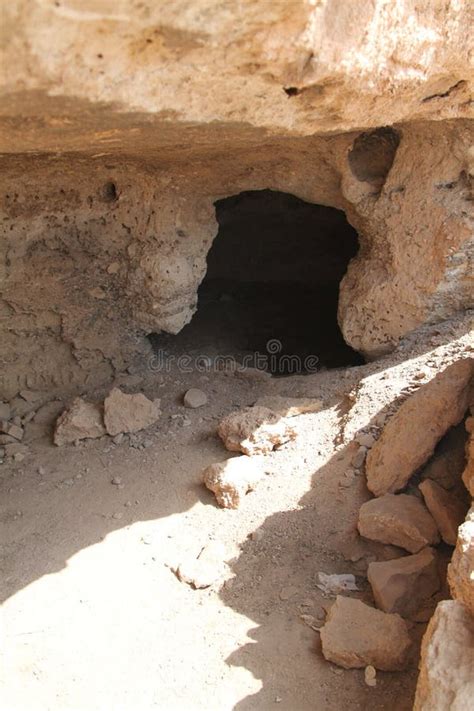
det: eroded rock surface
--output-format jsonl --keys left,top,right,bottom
{"left": 448, "top": 505, "right": 474, "bottom": 617}
{"left": 414, "top": 600, "right": 474, "bottom": 711}
{"left": 320, "top": 596, "right": 412, "bottom": 671}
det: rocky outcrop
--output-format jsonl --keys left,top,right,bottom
{"left": 366, "top": 361, "right": 473, "bottom": 496}
{"left": 414, "top": 600, "right": 474, "bottom": 711}
{"left": 0, "top": 5, "right": 473, "bottom": 398}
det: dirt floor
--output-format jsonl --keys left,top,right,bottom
{"left": 1, "top": 312, "right": 472, "bottom": 711}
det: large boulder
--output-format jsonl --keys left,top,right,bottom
{"left": 366, "top": 360, "right": 473, "bottom": 496}
{"left": 414, "top": 600, "right": 474, "bottom": 711}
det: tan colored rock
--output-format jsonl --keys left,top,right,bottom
{"left": 366, "top": 360, "right": 473, "bottom": 496}
{"left": 358, "top": 494, "right": 440, "bottom": 553}
{"left": 367, "top": 547, "right": 440, "bottom": 618}
{"left": 420, "top": 422, "right": 468, "bottom": 491}
{"left": 176, "top": 542, "right": 228, "bottom": 589}
{"left": 202, "top": 457, "right": 263, "bottom": 509}
{"left": 0, "top": 420, "right": 23, "bottom": 441}
{"left": 462, "top": 416, "right": 474, "bottom": 496}
{"left": 183, "top": 388, "right": 207, "bottom": 409}
{"left": 217, "top": 406, "right": 296, "bottom": 456}
{"left": 413, "top": 600, "right": 474, "bottom": 711}
{"left": 103, "top": 388, "right": 160, "bottom": 436}
{"left": 448, "top": 505, "right": 474, "bottom": 617}
{"left": 320, "top": 596, "right": 412, "bottom": 671}
{"left": 254, "top": 396, "right": 323, "bottom": 418}
{"left": 419, "top": 479, "right": 468, "bottom": 545}
{"left": 54, "top": 398, "right": 105, "bottom": 446}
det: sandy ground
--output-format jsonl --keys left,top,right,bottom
{"left": 1, "top": 313, "right": 472, "bottom": 711}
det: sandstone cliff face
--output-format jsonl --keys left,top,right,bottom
{"left": 0, "top": 1, "right": 473, "bottom": 399}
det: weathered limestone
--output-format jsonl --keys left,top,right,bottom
{"left": 419, "top": 479, "right": 468, "bottom": 546}
{"left": 366, "top": 361, "right": 474, "bottom": 496}
{"left": 414, "top": 600, "right": 474, "bottom": 711}
{"left": 103, "top": 388, "right": 160, "bottom": 436}
{"left": 448, "top": 505, "right": 474, "bottom": 617}
{"left": 320, "top": 596, "right": 412, "bottom": 671}
{"left": 54, "top": 398, "right": 105, "bottom": 446}
{"left": 358, "top": 494, "right": 440, "bottom": 553}
{"left": 462, "top": 416, "right": 474, "bottom": 496}
{"left": 202, "top": 457, "right": 264, "bottom": 509}
{"left": 367, "top": 548, "right": 440, "bottom": 618}
{"left": 217, "top": 406, "right": 296, "bottom": 456}
{"left": 0, "top": 5, "right": 472, "bottom": 397}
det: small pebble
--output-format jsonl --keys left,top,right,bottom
{"left": 364, "top": 665, "right": 377, "bottom": 687}
{"left": 351, "top": 446, "right": 367, "bottom": 469}
{"left": 183, "top": 388, "right": 208, "bottom": 409}
{"left": 111, "top": 477, "right": 122, "bottom": 485}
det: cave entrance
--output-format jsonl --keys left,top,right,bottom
{"left": 155, "top": 190, "right": 363, "bottom": 375}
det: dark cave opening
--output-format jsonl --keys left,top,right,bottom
{"left": 152, "top": 190, "right": 363, "bottom": 375}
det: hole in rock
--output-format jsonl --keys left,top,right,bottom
{"left": 348, "top": 127, "right": 400, "bottom": 188}
{"left": 151, "top": 190, "right": 363, "bottom": 375}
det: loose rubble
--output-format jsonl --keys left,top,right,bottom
{"left": 358, "top": 493, "right": 440, "bottom": 553}
{"left": 217, "top": 405, "right": 296, "bottom": 455}
{"left": 202, "top": 456, "right": 263, "bottom": 509}
{"left": 54, "top": 398, "right": 105, "bottom": 446}
{"left": 104, "top": 388, "right": 160, "bottom": 436}
{"left": 320, "top": 596, "right": 412, "bottom": 671}
{"left": 367, "top": 547, "right": 440, "bottom": 618}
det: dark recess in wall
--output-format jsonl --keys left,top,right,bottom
{"left": 151, "top": 190, "right": 363, "bottom": 375}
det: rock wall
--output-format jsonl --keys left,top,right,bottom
{"left": 0, "top": 1, "right": 473, "bottom": 398}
